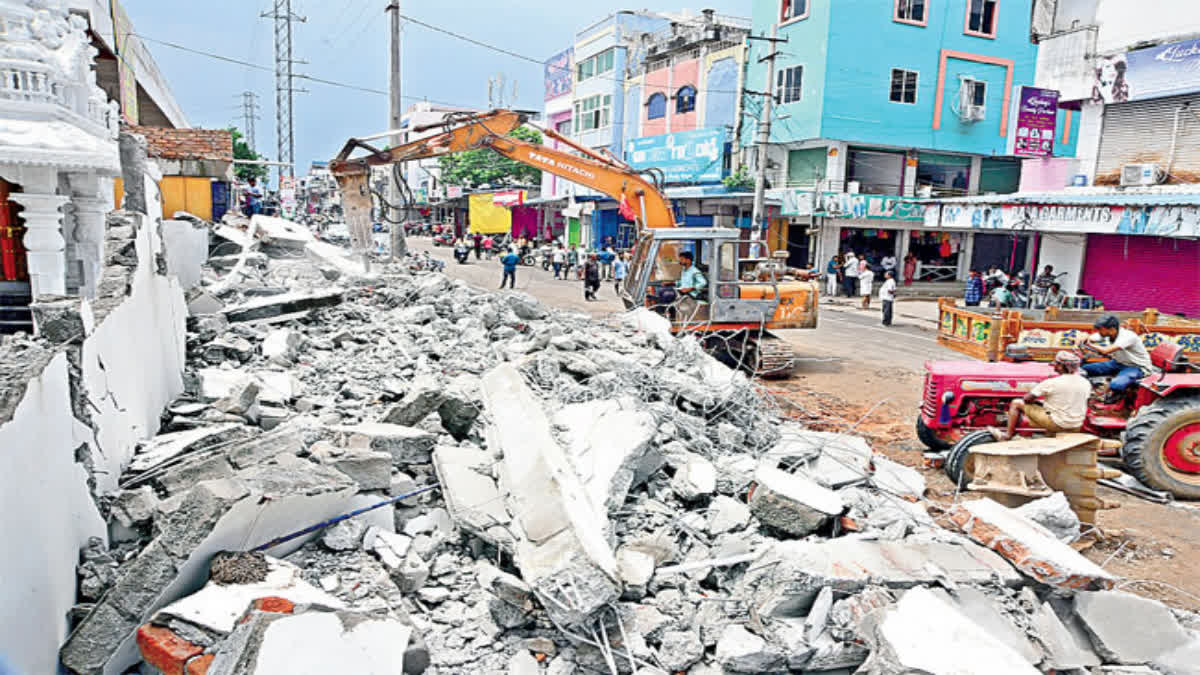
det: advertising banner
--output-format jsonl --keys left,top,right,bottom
{"left": 1008, "top": 87, "right": 1059, "bottom": 158}
{"left": 492, "top": 190, "right": 525, "bottom": 207}
{"left": 1093, "top": 36, "right": 1200, "bottom": 103}
{"left": 544, "top": 49, "right": 573, "bottom": 101}
{"left": 446, "top": 186, "right": 464, "bottom": 199}
{"left": 624, "top": 128, "right": 726, "bottom": 184}
{"left": 780, "top": 190, "right": 926, "bottom": 221}
{"left": 931, "top": 203, "right": 1200, "bottom": 237}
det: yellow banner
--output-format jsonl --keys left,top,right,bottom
{"left": 468, "top": 193, "right": 512, "bottom": 234}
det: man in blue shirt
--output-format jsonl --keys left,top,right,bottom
{"left": 499, "top": 248, "right": 520, "bottom": 289}
{"left": 599, "top": 247, "right": 617, "bottom": 280}
{"left": 964, "top": 269, "right": 984, "bottom": 306}
{"left": 678, "top": 251, "right": 706, "bottom": 298}
{"left": 613, "top": 252, "right": 629, "bottom": 294}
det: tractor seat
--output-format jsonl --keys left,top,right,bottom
{"left": 1150, "top": 343, "right": 1191, "bottom": 373}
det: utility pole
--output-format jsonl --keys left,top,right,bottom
{"left": 386, "top": 1, "right": 408, "bottom": 259}
{"left": 239, "top": 91, "right": 261, "bottom": 152}
{"left": 262, "top": 0, "right": 306, "bottom": 185}
{"left": 747, "top": 25, "right": 784, "bottom": 253}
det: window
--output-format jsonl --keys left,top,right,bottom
{"left": 573, "top": 94, "right": 612, "bottom": 132}
{"left": 576, "top": 49, "right": 615, "bottom": 82}
{"left": 675, "top": 85, "right": 696, "bottom": 113}
{"left": 889, "top": 68, "right": 918, "bottom": 104}
{"left": 965, "top": 79, "right": 986, "bottom": 107}
{"left": 895, "top": 0, "right": 926, "bottom": 24}
{"left": 646, "top": 93, "right": 667, "bottom": 120}
{"left": 554, "top": 120, "right": 571, "bottom": 136}
{"left": 966, "top": 0, "right": 998, "bottom": 37}
{"left": 780, "top": 0, "right": 809, "bottom": 22}
{"left": 775, "top": 65, "right": 803, "bottom": 104}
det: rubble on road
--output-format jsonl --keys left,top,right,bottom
{"left": 57, "top": 216, "right": 1200, "bottom": 675}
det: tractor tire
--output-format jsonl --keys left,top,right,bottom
{"left": 916, "top": 416, "right": 951, "bottom": 451}
{"left": 945, "top": 430, "right": 995, "bottom": 489}
{"left": 1121, "top": 396, "right": 1200, "bottom": 500}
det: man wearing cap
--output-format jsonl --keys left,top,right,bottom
{"left": 1081, "top": 314, "right": 1158, "bottom": 403}
{"left": 993, "top": 351, "right": 1090, "bottom": 441}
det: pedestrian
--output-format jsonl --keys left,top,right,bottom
{"left": 613, "top": 251, "right": 629, "bottom": 294}
{"left": 964, "top": 269, "right": 985, "bottom": 307}
{"left": 826, "top": 255, "right": 840, "bottom": 297}
{"left": 842, "top": 251, "right": 860, "bottom": 298}
{"left": 499, "top": 247, "right": 520, "bottom": 289}
{"left": 903, "top": 253, "right": 917, "bottom": 286}
{"left": 552, "top": 245, "right": 566, "bottom": 279}
{"left": 583, "top": 253, "right": 601, "bottom": 301}
{"left": 879, "top": 271, "right": 897, "bottom": 326}
{"left": 599, "top": 246, "right": 616, "bottom": 280}
{"left": 483, "top": 235, "right": 494, "bottom": 259}
{"left": 567, "top": 245, "right": 579, "bottom": 279}
{"left": 859, "top": 259, "right": 875, "bottom": 309}
{"left": 472, "top": 232, "right": 483, "bottom": 260}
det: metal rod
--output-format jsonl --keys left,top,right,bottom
{"left": 249, "top": 484, "right": 438, "bottom": 552}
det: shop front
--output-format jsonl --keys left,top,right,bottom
{"left": 1082, "top": 234, "right": 1200, "bottom": 317}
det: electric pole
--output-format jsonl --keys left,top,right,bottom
{"left": 239, "top": 91, "right": 260, "bottom": 152}
{"left": 747, "top": 25, "right": 784, "bottom": 252}
{"left": 262, "top": 0, "right": 306, "bottom": 185}
{"left": 386, "top": 1, "right": 408, "bottom": 259}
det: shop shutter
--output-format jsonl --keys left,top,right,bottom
{"left": 1081, "top": 234, "right": 1200, "bottom": 317}
{"left": 1096, "top": 93, "right": 1200, "bottom": 185}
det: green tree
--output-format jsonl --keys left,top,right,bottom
{"left": 229, "top": 128, "right": 268, "bottom": 183}
{"left": 437, "top": 126, "right": 543, "bottom": 189}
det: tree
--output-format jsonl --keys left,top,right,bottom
{"left": 437, "top": 127, "right": 543, "bottom": 189}
{"left": 229, "top": 128, "right": 268, "bottom": 183}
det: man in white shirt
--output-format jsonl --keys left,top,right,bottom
{"left": 842, "top": 251, "right": 859, "bottom": 298}
{"left": 879, "top": 271, "right": 897, "bottom": 325}
{"left": 881, "top": 254, "right": 897, "bottom": 274}
{"left": 1082, "top": 315, "right": 1158, "bottom": 403}
{"left": 994, "top": 351, "right": 1090, "bottom": 440}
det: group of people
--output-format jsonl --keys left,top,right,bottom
{"left": 963, "top": 264, "right": 1085, "bottom": 310}
{"left": 497, "top": 241, "right": 629, "bottom": 302}
{"left": 825, "top": 250, "right": 900, "bottom": 326}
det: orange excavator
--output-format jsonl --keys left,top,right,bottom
{"left": 329, "top": 110, "right": 818, "bottom": 376}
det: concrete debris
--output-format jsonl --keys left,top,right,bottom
{"left": 1073, "top": 590, "right": 1192, "bottom": 665}
{"left": 1031, "top": 601, "right": 1102, "bottom": 670}
{"left": 748, "top": 466, "right": 844, "bottom": 536}
{"left": 715, "top": 624, "right": 786, "bottom": 673}
{"left": 1015, "top": 491, "right": 1082, "bottom": 543}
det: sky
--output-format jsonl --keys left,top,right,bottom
{"left": 122, "top": 0, "right": 752, "bottom": 185}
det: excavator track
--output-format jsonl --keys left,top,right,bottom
{"left": 750, "top": 336, "right": 796, "bottom": 379}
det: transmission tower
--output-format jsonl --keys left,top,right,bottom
{"left": 262, "top": 0, "right": 306, "bottom": 182}
{"left": 239, "top": 91, "right": 261, "bottom": 152}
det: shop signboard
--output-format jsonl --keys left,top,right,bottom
{"left": 780, "top": 189, "right": 926, "bottom": 221}
{"left": 492, "top": 190, "right": 525, "bottom": 207}
{"left": 931, "top": 203, "right": 1200, "bottom": 237}
{"left": 1008, "top": 87, "right": 1059, "bottom": 158}
{"left": 545, "top": 48, "right": 573, "bottom": 101}
{"left": 1093, "top": 36, "right": 1200, "bottom": 104}
{"left": 625, "top": 128, "right": 726, "bottom": 184}
{"left": 110, "top": 0, "right": 139, "bottom": 124}
{"left": 446, "top": 186, "right": 464, "bottom": 199}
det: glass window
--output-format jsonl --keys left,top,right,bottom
{"left": 848, "top": 148, "right": 905, "bottom": 195}
{"left": 895, "top": 0, "right": 926, "bottom": 23}
{"left": 575, "top": 95, "right": 611, "bottom": 132}
{"left": 967, "top": 0, "right": 997, "bottom": 36}
{"left": 889, "top": 68, "right": 918, "bottom": 104}
{"left": 555, "top": 119, "right": 571, "bottom": 136}
{"left": 781, "top": 0, "right": 809, "bottom": 21}
{"left": 775, "top": 66, "right": 802, "bottom": 104}
{"left": 675, "top": 85, "right": 697, "bottom": 113}
{"left": 647, "top": 93, "right": 667, "bottom": 120}
{"left": 967, "top": 79, "right": 986, "bottom": 106}
{"left": 718, "top": 243, "right": 737, "bottom": 282}
{"left": 598, "top": 49, "right": 614, "bottom": 74}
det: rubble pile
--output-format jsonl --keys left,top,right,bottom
{"left": 58, "top": 221, "right": 1200, "bottom": 675}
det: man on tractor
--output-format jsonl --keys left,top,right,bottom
{"left": 991, "top": 351, "right": 1090, "bottom": 441}
{"left": 1081, "top": 315, "right": 1159, "bottom": 403}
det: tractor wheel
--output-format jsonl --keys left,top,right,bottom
{"left": 945, "top": 430, "right": 995, "bottom": 489}
{"left": 1121, "top": 396, "right": 1200, "bottom": 500}
{"left": 916, "top": 416, "right": 951, "bottom": 451}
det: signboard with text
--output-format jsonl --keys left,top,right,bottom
{"left": 1093, "top": 37, "right": 1200, "bottom": 104}
{"left": 624, "top": 128, "right": 727, "bottom": 184}
{"left": 931, "top": 203, "right": 1200, "bottom": 237}
{"left": 492, "top": 190, "right": 525, "bottom": 207}
{"left": 780, "top": 190, "right": 926, "bottom": 221}
{"left": 1008, "top": 87, "right": 1059, "bottom": 158}
{"left": 544, "top": 49, "right": 573, "bottom": 101}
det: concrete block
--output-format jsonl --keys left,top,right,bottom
{"left": 553, "top": 399, "right": 657, "bottom": 513}
{"left": 671, "top": 455, "right": 717, "bottom": 501}
{"left": 949, "top": 498, "right": 1116, "bottom": 590}
{"left": 1031, "top": 601, "right": 1101, "bottom": 670}
{"left": 1073, "top": 591, "right": 1191, "bottom": 664}
{"left": 381, "top": 375, "right": 445, "bottom": 428}
{"left": 222, "top": 289, "right": 344, "bottom": 323}
{"left": 860, "top": 587, "right": 1039, "bottom": 674}
{"left": 431, "top": 445, "right": 512, "bottom": 547}
{"left": 321, "top": 519, "right": 366, "bottom": 552}
{"left": 1015, "top": 492, "right": 1081, "bottom": 543}
{"left": 261, "top": 328, "right": 301, "bottom": 362}
{"left": 657, "top": 630, "right": 704, "bottom": 672}
{"left": 323, "top": 448, "right": 392, "bottom": 492}
{"left": 931, "top": 587, "right": 1042, "bottom": 665}
{"left": 322, "top": 422, "right": 436, "bottom": 465}
{"left": 715, "top": 624, "right": 786, "bottom": 673}
{"left": 616, "top": 547, "right": 655, "bottom": 598}
{"left": 707, "top": 495, "right": 751, "bottom": 535}
{"left": 748, "top": 466, "right": 843, "bottom": 536}
{"left": 1153, "top": 637, "right": 1200, "bottom": 675}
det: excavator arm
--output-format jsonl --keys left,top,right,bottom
{"left": 329, "top": 109, "right": 676, "bottom": 251}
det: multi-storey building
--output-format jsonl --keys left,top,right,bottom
{"left": 745, "top": 0, "right": 1079, "bottom": 280}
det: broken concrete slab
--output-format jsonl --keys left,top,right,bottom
{"left": 261, "top": 328, "right": 301, "bottom": 362}
{"left": 931, "top": 587, "right": 1042, "bottom": 665}
{"left": 715, "top": 624, "right": 786, "bottom": 673}
{"left": 553, "top": 398, "right": 657, "bottom": 513}
{"left": 222, "top": 289, "right": 344, "bottom": 323}
{"left": 748, "top": 466, "right": 843, "bottom": 536}
{"left": 658, "top": 630, "right": 704, "bottom": 672}
{"left": 381, "top": 375, "right": 445, "bottom": 427}
{"left": 1153, "top": 637, "right": 1200, "bottom": 675}
{"left": 1073, "top": 590, "right": 1191, "bottom": 665}
{"left": 949, "top": 498, "right": 1115, "bottom": 590}
{"left": 320, "top": 422, "right": 436, "bottom": 465}
{"left": 671, "top": 454, "right": 717, "bottom": 501}
{"left": 128, "top": 423, "right": 248, "bottom": 473}
{"left": 707, "top": 495, "right": 752, "bottom": 535}
{"left": 1015, "top": 492, "right": 1081, "bottom": 543}
{"left": 745, "top": 536, "right": 1021, "bottom": 617}
{"left": 196, "top": 368, "right": 302, "bottom": 406}
{"left": 319, "top": 448, "right": 392, "bottom": 492}
{"left": 431, "top": 445, "right": 512, "bottom": 547}
{"left": 1031, "top": 601, "right": 1101, "bottom": 670}
{"left": 859, "top": 587, "right": 1039, "bottom": 675}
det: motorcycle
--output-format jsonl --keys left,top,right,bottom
{"left": 537, "top": 245, "right": 554, "bottom": 271}
{"left": 432, "top": 234, "right": 452, "bottom": 247}
{"left": 453, "top": 244, "right": 470, "bottom": 264}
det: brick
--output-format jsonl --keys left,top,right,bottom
{"left": 948, "top": 498, "right": 1116, "bottom": 590}
{"left": 137, "top": 624, "right": 204, "bottom": 675}
{"left": 186, "top": 653, "right": 215, "bottom": 675}
{"left": 252, "top": 596, "right": 297, "bottom": 614}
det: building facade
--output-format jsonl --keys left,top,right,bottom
{"left": 746, "top": 0, "right": 1080, "bottom": 281}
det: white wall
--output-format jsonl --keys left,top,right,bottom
{"left": 0, "top": 354, "right": 107, "bottom": 675}
{"left": 1093, "top": 0, "right": 1200, "bottom": 54}
{"left": 1036, "top": 232, "right": 1088, "bottom": 294}
{"left": 161, "top": 219, "right": 209, "bottom": 290}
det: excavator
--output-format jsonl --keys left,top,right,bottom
{"left": 329, "top": 109, "right": 819, "bottom": 376}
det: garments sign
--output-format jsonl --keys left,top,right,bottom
{"left": 545, "top": 48, "right": 573, "bottom": 101}
{"left": 624, "top": 128, "right": 726, "bottom": 184}
{"left": 932, "top": 203, "right": 1200, "bottom": 237}
{"left": 781, "top": 190, "right": 926, "bottom": 221}
{"left": 1008, "top": 87, "right": 1059, "bottom": 158}
{"left": 1093, "top": 36, "right": 1200, "bottom": 103}
{"left": 492, "top": 190, "right": 525, "bottom": 207}
{"left": 109, "top": 0, "right": 138, "bottom": 125}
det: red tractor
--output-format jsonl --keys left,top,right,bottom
{"left": 917, "top": 343, "right": 1200, "bottom": 499}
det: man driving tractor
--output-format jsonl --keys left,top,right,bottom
{"left": 1081, "top": 314, "right": 1159, "bottom": 403}
{"left": 992, "top": 350, "right": 1090, "bottom": 441}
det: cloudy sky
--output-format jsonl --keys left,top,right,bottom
{"left": 123, "top": 0, "right": 750, "bottom": 184}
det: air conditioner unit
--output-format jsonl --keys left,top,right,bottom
{"left": 965, "top": 105, "right": 986, "bottom": 121}
{"left": 1121, "top": 163, "right": 1160, "bottom": 186}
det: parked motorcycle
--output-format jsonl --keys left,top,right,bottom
{"left": 432, "top": 234, "right": 452, "bottom": 247}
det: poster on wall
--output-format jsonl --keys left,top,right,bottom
{"left": 110, "top": 0, "right": 139, "bottom": 125}
{"left": 931, "top": 203, "right": 1200, "bottom": 237}
{"left": 544, "top": 49, "right": 573, "bottom": 101}
{"left": 780, "top": 189, "right": 926, "bottom": 221}
{"left": 1092, "top": 37, "right": 1200, "bottom": 104}
{"left": 1007, "top": 87, "right": 1059, "bottom": 158}
{"left": 624, "top": 128, "right": 727, "bottom": 184}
